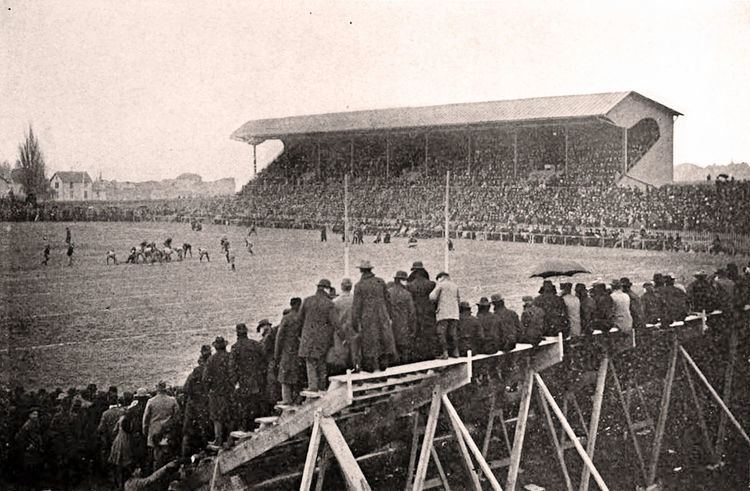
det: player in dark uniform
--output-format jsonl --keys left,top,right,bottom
{"left": 42, "top": 240, "right": 51, "bottom": 265}
{"left": 220, "top": 237, "right": 230, "bottom": 262}
{"left": 320, "top": 225, "right": 327, "bottom": 242}
{"left": 66, "top": 242, "right": 74, "bottom": 267}
{"left": 65, "top": 227, "right": 71, "bottom": 245}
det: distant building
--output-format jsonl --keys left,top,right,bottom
{"left": 50, "top": 171, "right": 93, "bottom": 201}
{"left": 8, "top": 169, "right": 27, "bottom": 198}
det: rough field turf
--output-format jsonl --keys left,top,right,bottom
{"left": 3, "top": 221, "right": 750, "bottom": 490}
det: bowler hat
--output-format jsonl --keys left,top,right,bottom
{"left": 620, "top": 277, "right": 632, "bottom": 287}
{"left": 236, "top": 323, "right": 248, "bottom": 334}
{"left": 317, "top": 278, "right": 332, "bottom": 289}
{"left": 200, "top": 345, "right": 212, "bottom": 356}
{"left": 257, "top": 319, "right": 271, "bottom": 330}
{"left": 522, "top": 295, "right": 534, "bottom": 303}
{"left": 410, "top": 261, "right": 425, "bottom": 271}
{"left": 212, "top": 336, "right": 227, "bottom": 349}
{"left": 394, "top": 270, "right": 408, "bottom": 281}
{"left": 459, "top": 301, "right": 471, "bottom": 310}
{"left": 490, "top": 293, "right": 503, "bottom": 303}
{"left": 358, "top": 260, "right": 373, "bottom": 270}
{"left": 643, "top": 282, "right": 653, "bottom": 288}
{"left": 476, "top": 297, "right": 490, "bottom": 307}
{"left": 135, "top": 387, "right": 149, "bottom": 398}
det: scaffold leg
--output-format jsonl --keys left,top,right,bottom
{"left": 536, "top": 388, "right": 574, "bottom": 491}
{"left": 506, "top": 368, "right": 534, "bottom": 490}
{"left": 412, "top": 389, "right": 442, "bottom": 491}
{"left": 301, "top": 411, "right": 324, "bottom": 491}
{"left": 608, "top": 358, "right": 648, "bottom": 486}
{"left": 715, "top": 327, "right": 739, "bottom": 457}
{"left": 680, "top": 354, "right": 719, "bottom": 464}
{"left": 580, "top": 355, "right": 609, "bottom": 491}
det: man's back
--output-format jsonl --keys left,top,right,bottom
{"left": 231, "top": 338, "right": 265, "bottom": 394}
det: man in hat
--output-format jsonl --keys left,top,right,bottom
{"left": 533, "top": 281, "right": 569, "bottom": 337}
{"left": 353, "top": 260, "right": 397, "bottom": 371}
{"left": 276, "top": 298, "right": 304, "bottom": 404}
{"left": 203, "top": 337, "right": 233, "bottom": 445}
{"left": 15, "top": 406, "right": 44, "bottom": 487}
{"left": 560, "top": 283, "right": 581, "bottom": 337}
{"left": 332, "top": 278, "right": 358, "bottom": 370}
{"left": 388, "top": 270, "right": 417, "bottom": 364}
{"left": 429, "top": 272, "right": 460, "bottom": 359}
{"left": 491, "top": 293, "right": 520, "bottom": 351}
{"left": 406, "top": 261, "right": 437, "bottom": 361}
{"left": 181, "top": 345, "right": 211, "bottom": 458}
{"left": 621, "top": 278, "right": 644, "bottom": 330}
{"left": 98, "top": 392, "right": 125, "bottom": 475}
{"left": 610, "top": 280, "right": 633, "bottom": 333}
{"left": 641, "top": 282, "right": 663, "bottom": 325}
{"left": 458, "top": 301, "right": 482, "bottom": 355}
{"left": 661, "top": 274, "right": 688, "bottom": 327}
{"left": 260, "top": 314, "right": 281, "bottom": 412}
{"left": 230, "top": 322, "right": 266, "bottom": 431}
{"left": 591, "top": 281, "right": 614, "bottom": 332}
{"left": 686, "top": 270, "right": 718, "bottom": 313}
{"left": 521, "top": 296, "right": 544, "bottom": 345}
{"left": 475, "top": 297, "right": 495, "bottom": 353}
{"left": 298, "top": 279, "right": 341, "bottom": 392}
{"left": 142, "top": 381, "right": 179, "bottom": 470}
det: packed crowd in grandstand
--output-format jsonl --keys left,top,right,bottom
{"left": 4, "top": 259, "right": 749, "bottom": 489}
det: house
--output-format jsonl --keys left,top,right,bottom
{"left": 50, "top": 171, "right": 93, "bottom": 201}
{"left": 9, "top": 169, "right": 26, "bottom": 198}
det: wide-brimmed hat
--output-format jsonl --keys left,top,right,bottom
{"left": 619, "top": 277, "right": 632, "bottom": 287}
{"left": 459, "top": 301, "right": 471, "bottom": 310}
{"left": 394, "top": 270, "right": 408, "bottom": 281}
{"left": 317, "top": 278, "right": 332, "bottom": 289}
{"left": 410, "top": 261, "right": 425, "bottom": 271}
{"left": 236, "top": 323, "right": 248, "bottom": 334}
{"left": 476, "top": 297, "right": 490, "bottom": 307}
{"left": 358, "top": 260, "right": 373, "bottom": 270}
{"left": 522, "top": 295, "right": 534, "bottom": 303}
{"left": 200, "top": 345, "right": 212, "bottom": 356}
{"left": 490, "top": 293, "right": 503, "bottom": 303}
{"left": 212, "top": 336, "right": 227, "bottom": 349}
{"left": 694, "top": 270, "right": 707, "bottom": 277}
{"left": 135, "top": 387, "right": 149, "bottom": 398}
{"left": 257, "top": 319, "right": 271, "bottom": 331}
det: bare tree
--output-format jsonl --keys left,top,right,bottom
{"left": 16, "top": 125, "right": 51, "bottom": 200}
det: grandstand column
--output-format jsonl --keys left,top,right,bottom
{"left": 622, "top": 127, "right": 628, "bottom": 175}
{"left": 385, "top": 136, "right": 390, "bottom": 179}
{"left": 513, "top": 130, "right": 518, "bottom": 178}
{"left": 349, "top": 138, "right": 354, "bottom": 176}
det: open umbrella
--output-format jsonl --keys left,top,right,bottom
{"left": 530, "top": 259, "right": 590, "bottom": 279}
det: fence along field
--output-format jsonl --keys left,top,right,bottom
{"left": 0, "top": 221, "right": 740, "bottom": 391}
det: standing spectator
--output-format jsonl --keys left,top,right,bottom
{"left": 476, "top": 297, "right": 496, "bottom": 353}
{"left": 610, "top": 280, "right": 633, "bottom": 333}
{"left": 591, "top": 282, "right": 614, "bottom": 332}
{"left": 621, "top": 278, "right": 645, "bottom": 329}
{"left": 203, "top": 337, "right": 233, "bottom": 445}
{"left": 661, "top": 274, "right": 689, "bottom": 327}
{"left": 276, "top": 298, "right": 304, "bottom": 404}
{"left": 320, "top": 225, "right": 327, "bottom": 242}
{"left": 687, "top": 271, "right": 718, "bottom": 313}
{"left": 352, "top": 261, "right": 397, "bottom": 371}
{"left": 109, "top": 392, "right": 136, "bottom": 489}
{"left": 429, "top": 271, "right": 460, "bottom": 359}
{"left": 533, "top": 281, "right": 570, "bottom": 337}
{"left": 458, "top": 301, "right": 483, "bottom": 355}
{"left": 49, "top": 395, "right": 74, "bottom": 484}
{"left": 576, "top": 283, "right": 595, "bottom": 335}
{"left": 142, "top": 382, "right": 179, "bottom": 470}
{"left": 333, "top": 279, "right": 359, "bottom": 370}
{"left": 641, "top": 282, "right": 663, "bottom": 325}
{"left": 181, "top": 346, "right": 211, "bottom": 458}
{"left": 520, "top": 296, "right": 544, "bottom": 345}
{"left": 260, "top": 316, "right": 281, "bottom": 414}
{"left": 298, "top": 279, "right": 340, "bottom": 392}
{"left": 406, "top": 261, "right": 437, "bottom": 361}
{"left": 560, "top": 283, "right": 582, "bottom": 337}
{"left": 229, "top": 322, "right": 266, "bottom": 431}
{"left": 98, "top": 392, "right": 125, "bottom": 479}
{"left": 491, "top": 293, "right": 519, "bottom": 351}
{"left": 387, "top": 271, "right": 417, "bottom": 364}
{"left": 15, "top": 406, "right": 43, "bottom": 488}
{"left": 123, "top": 388, "right": 150, "bottom": 474}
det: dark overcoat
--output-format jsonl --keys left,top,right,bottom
{"left": 182, "top": 363, "right": 209, "bottom": 438}
{"left": 493, "top": 307, "right": 520, "bottom": 351}
{"left": 579, "top": 295, "right": 596, "bottom": 334}
{"left": 661, "top": 285, "right": 688, "bottom": 326}
{"left": 533, "top": 293, "right": 570, "bottom": 337}
{"left": 353, "top": 271, "right": 397, "bottom": 360}
{"left": 627, "top": 291, "right": 645, "bottom": 329}
{"left": 477, "top": 310, "right": 500, "bottom": 353}
{"left": 521, "top": 305, "right": 545, "bottom": 345}
{"left": 458, "top": 311, "right": 483, "bottom": 355}
{"left": 387, "top": 282, "right": 417, "bottom": 351}
{"left": 202, "top": 350, "right": 233, "bottom": 423}
{"left": 230, "top": 337, "right": 266, "bottom": 395}
{"left": 298, "top": 290, "right": 339, "bottom": 359}
{"left": 406, "top": 273, "right": 437, "bottom": 333}
{"left": 276, "top": 310, "right": 303, "bottom": 384}
{"left": 641, "top": 291, "right": 664, "bottom": 324}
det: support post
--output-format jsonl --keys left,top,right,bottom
{"left": 444, "top": 170, "right": 450, "bottom": 273}
{"left": 608, "top": 359, "right": 648, "bottom": 484}
{"left": 344, "top": 174, "right": 350, "bottom": 278}
{"left": 405, "top": 413, "right": 420, "bottom": 491}
{"left": 647, "top": 335, "right": 679, "bottom": 486}
{"left": 412, "top": 389, "right": 442, "bottom": 491}
{"left": 301, "top": 411, "right": 324, "bottom": 491}
{"left": 319, "top": 416, "right": 372, "bottom": 490}
{"left": 680, "top": 354, "right": 719, "bottom": 464}
{"left": 534, "top": 374, "right": 609, "bottom": 491}
{"left": 482, "top": 392, "right": 497, "bottom": 458}
{"left": 580, "top": 355, "right": 609, "bottom": 491}
{"left": 507, "top": 368, "right": 533, "bottom": 490}
{"left": 716, "top": 327, "right": 739, "bottom": 457}
{"left": 536, "top": 389, "right": 574, "bottom": 491}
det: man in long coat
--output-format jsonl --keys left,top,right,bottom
{"left": 353, "top": 260, "right": 397, "bottom": 371}
{"left": 202, "top": 337, "right": 233, "bottom": 445}
{"left": 142, "top": 381, "right": 179, "bottom": 470}
{"left": 491, "top": 293, "right": 520, "bottom": 351}
{"left": 429, "top": 272, "right": 460, "bottom": 359}
{"left": 406, "top": 261, "right": 437, "bottom": 361}
{"left": 333, "top": 279, "right": 359, "bottom": 369}
{"left": 475, "top": 297, "right": 497, "bottom": 353}
{"left": 230, "top": 322, "right": 266, "bottom": 431}
{"left": 181, "top": 345, "right": 211, "bottom": 458}
{"left": 276, "top": 299, "right": 303, "bottom": 403}
{"left": 661, "top": 275, "right": 689, "bottom": 327}
{"left": 576, "top": 283, "right": 596, "bottom": 335}
{"left": 560, "top": 283, "right": 582, "bottom": 337}
{"left": 298, "top": 279, "right": 340, "bottom": 392}
{"left": 458, "top": 301, "right": 483, "bottom": 355}
{"left": 520, "top": 296, "right": 545, "bottom": 345}
{"left": 387, "top": 271, "right": 417, "bottom": 364}
{"left": 590, "top": 282, "right": 614, "bottom": 332}
{"left": 641, "top": 282, "right": 663, "bottom": 325}
{"left": 687, "top": 271, "right": 718, "bottom": 313}
{"left": 621, "top": 277, "right": 645, "bottom": 330}
{"left": 533, "top": 281, "right": 570, "bottom": 337}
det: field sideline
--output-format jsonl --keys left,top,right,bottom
{"left": 1, "top": 221, "right": 738, "bottom": 391}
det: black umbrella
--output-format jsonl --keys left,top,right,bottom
{"left": 530, "top": 259, "right": 590, "bottom": 279}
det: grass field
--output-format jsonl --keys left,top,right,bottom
{"left": 0, "top": 220, "right": 739, "bottom": 391}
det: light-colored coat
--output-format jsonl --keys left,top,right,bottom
{"left": 429, "top": 278, "right": 460, "bottom": 321}
{"left": 611, "top": 290, "right": 633, "bottom": 333}
{"left": 142, "top": 392, "right": 179, "bottom": 448}
{"left": 562, "top": 293, "right": 582, "bottom": 336}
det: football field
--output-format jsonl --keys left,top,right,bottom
{"left": 0, "top": 220, "right": 735, "bottom": 391}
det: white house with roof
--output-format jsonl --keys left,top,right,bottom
{"left": 50, "top": 171, "right": 93, "bottom": 201}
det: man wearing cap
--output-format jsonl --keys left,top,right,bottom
{"left": 429, "top": 272, "right": 460, "bottom": 359}
{"left": 388, "top": 271, "right": 417, "bottom": 364}
{"left": 475, "top": 297, "right": 495, "bottom": 353}
{"left": 610, "top": 280, "right": 633, "bottom": 333}
{"left": 276, "top": 298, "right": 304, "bottom": 404}
{"left": 560, "top": 283, "right": 581, "bottom": 337}
{"left": 181, "top": 345, "right": 211, "bottom": 458}
{"left": 203, "top": 337, "right": 233, "bottom": 445}
{"left": 458, "top": 301, "right": 482, "bottom": 355}
{"left": 230, "top": 322, "right": 267, "bottom": 431}
{"left": 333, "top": 279, "right": 360, "bottom": 370}
{"left": 406, "top": 261, "right": 437, "bottom": 361}
{"left": 521, "top": 296, "right": 544, "bottom": 345}
{"left": 687, "top": 270, "right": 718, "bottom": 313}
{"left": 491, "top": 294, "right": 520, "bottom": 350}
{"left": 353, "top": 260, "right": 397, "bottom": 371}
{"left": 621, "top": 278, "right": 644, "bottom": 330}
{"left": 142, "top": 381, "right": 179, "bottom": 470}
{"left": 641, "top": 282, "right": 663, "bottom": 325}
{"left": 298, "top": 279, "right": 341, "bottom": 392}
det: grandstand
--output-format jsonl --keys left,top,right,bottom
{"left": 232, "top": 91, "right": 681, "bottom": 188}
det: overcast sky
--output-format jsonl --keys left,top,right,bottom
{"left": 2, "top": 1, "right": 749, "bottom": 187}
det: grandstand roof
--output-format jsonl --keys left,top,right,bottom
{"left": 232, "top": 91, "right": 681, "bottom": 143}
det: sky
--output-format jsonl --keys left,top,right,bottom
{"left": 2, "top": 1, "right": 749, "bottom": 188}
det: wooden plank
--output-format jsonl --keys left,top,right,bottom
{"left": 405, "top": 413, "right": 420, "bottom": 491}
{"left": 482, "top": 391, "right": 497, "bottom": 457}
{"left": 680, "top": 354, "right": 718, "bottom": 465}
{"left": 353, "top": 372, "right": 436, "bottom": 392}
{"left": 529, "top": 335, "right": 564, "bottom": 372}
{"left": 647, "top": 335, "right": 679, "bottom": 486}
{"left": 328, "top": 356, "right": 466, "bottom": 384}
{"left": 219, "top": 386, "right": 350, "bottom": 474}
{"left": 412, "top": 389, "right": 442, "bottom": 491}
{"left": 319, "top": 416, "right": 372, "bottom": 490}
{"left": 580, "top": 355, "right": 608, "bottom": 491}
{"left": 314, "top": 445, "right": 332, "bottom": 491}
{"left": 536, "top": 389, "right": 574, "bottom": 491}
{"left": 715, "top": 327, "right": 738, "bottom": 457}
{"left": 608, "top": 359, "right": 648, "bottom": 485}
{"left": 430, "top": 447, "right": 452, "bottom": 491}
{"left": 442, "top": 394, "right": 503, "bottom": 490}
{"left": 446, "top": 400, "right": 483, "bottom": 490}
{"left": 535, "top": 373, "right": 609, "bottom": 491}
{"left": 388, "top": 364, "right": 471, "bottom": 417}
{"left": 507, "top": 368, "right": 533, "bottom": 490}
{"left": 300, "top": 412, "right": 323, "bottom": 491}
{"left": 680, "top": 345, "right": 750, "bottom": 447}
